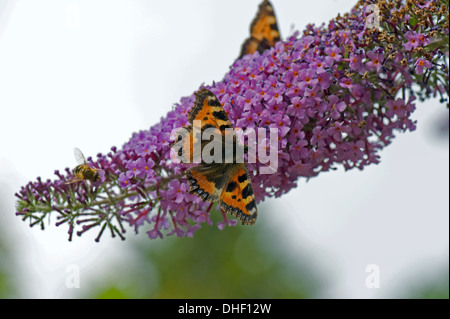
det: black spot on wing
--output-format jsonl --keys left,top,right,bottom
{"left": 226, "top": 181, "right": 237, "bottom": 192}
{"left": 201, "top": 124, "right": 216, "bottom": 131}
{"left": 208, "top": 99, "right": 222, "bottom": 107}
{"left": 212, "top": 111, "right": 228, "bottom": 122}
{"left": 238, "top": 173, "right": 247, "bottom": 183}
{"left": 242, "top": 184, "right": 253, "bottom": 199}
{"left": 245, "top": 200, "right": 256, "bottom": 212}
{"left": 219, "top": 124, "right": 232, "bottom": 131}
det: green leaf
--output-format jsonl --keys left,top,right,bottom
{"left": 409, "top": 16, "right": 418, "bottom": 27}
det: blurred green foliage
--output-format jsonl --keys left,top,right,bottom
{"left": 406, "top": 269, "right": 449, "bottom": 299}
{"left": 88, "top": 209, "right": 320, "bottom": 299}
{"left": 0, "top": 198, "right": 15, "bottom": 298}
{"left": 0, "top": 241, "right": 12, "bottom": 299}
{"left": 86, "top": 210, "right": 450, "bottom": 299}
{"left": 0, "top": 203, "right": 447, "bottom": 299}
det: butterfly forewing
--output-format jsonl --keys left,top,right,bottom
{"left": 189, "top": 89, "right": 233, "bottom": 133}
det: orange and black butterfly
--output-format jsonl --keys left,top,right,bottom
{"left": 238, "top": 0, "right": 281, "bottom": 59}
{"left": 171, "top": 89, "right": 258, "bottom": 225}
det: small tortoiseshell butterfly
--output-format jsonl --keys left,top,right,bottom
{"left": 172, "top": 89, "right": 258, "bottom": 225}
{"left": 238, "top": 0, "right": 281, "bottom": 59}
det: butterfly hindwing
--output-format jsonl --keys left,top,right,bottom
{"left": 238, "top": 0, "right": 281, "bottom": 59}
{"left": 187, "top": 164, "right": 231, "bottom": 202}
{"left": 220, "top": 165, "right": 257, "bottom": 225}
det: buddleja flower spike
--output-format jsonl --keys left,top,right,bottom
{"left": 15, "top": 0, "right": 449, "bottom": 241}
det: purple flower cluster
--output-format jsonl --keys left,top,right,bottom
{"left": 15, "top": 0, "right": 449, "bottom": 241}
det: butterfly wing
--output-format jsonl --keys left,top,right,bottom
{"left": 173, "top": 89, "right": 233, "bottom": 164}
{"left": 177, "top": 89, "right": 259, "bottom": 225}
{"left": 238, "top": 0, "right": 281, "bottom": 59}
{"left": 220, "top": 165, "right": 258, "bottom": 225}
{"left": 187, "top": 163, "right": 232, "bottom": 203}
{"left": 178, "top": 89, "right": 234, "bottom": 200}
{"left": 188, "top": 88, "right": 233, "bottom": 133}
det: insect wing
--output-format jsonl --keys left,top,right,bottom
{"left": 74, "top": 147, "right": 87, "bottom": 165}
